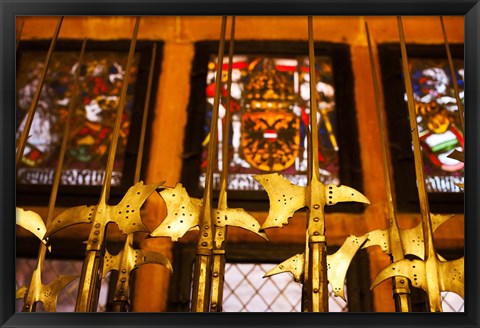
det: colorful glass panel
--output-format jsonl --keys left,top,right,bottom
{"left": 16, "top": 50, "right": 140, "bottom": 186}
{"left": 200, "top": 55, "right": 339, "bottom": 191}
{"left": 408, "top": 58, "right": 464, "bottom": 193}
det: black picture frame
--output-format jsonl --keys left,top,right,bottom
{"left": 181, "top": 40, "right": 364, "bottom": 213}
{"left": 1, "top": 3, "right": 479, "bottom": 328}
{"left": 15, "top": 39, "right": 163, "bottom": 207}
{"left": 378, "top": 43, "right": 465, "bottom": 214}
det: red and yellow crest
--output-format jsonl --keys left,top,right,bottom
{"left": 241, "top": 111, "right": 300, "bottom": 172}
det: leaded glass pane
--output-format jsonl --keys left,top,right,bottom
{"left": 222, "top": 263, "right": 347, "bottom": 312}
{"left": 441, "top": 291, "right": 464, "bottom": 312}
{"left": 16, "top": 50, "right": 140, "bottom": 186}
{"left": 408, "top": 58, "right": 464, "bottom": 193}
{"left": 200, "top": 55, "right": 339, "bottom": 191}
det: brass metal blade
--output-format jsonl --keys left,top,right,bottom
{"left": 150, "top": 184, "right": 202, "bottom": 240}
{"left": 327, "top": 234, "right": 368, "bottom": 301}
{"left": 264, "top": 253, "right": 304, "bottom": 282}
{"left": 215, "top": 207, "right": 268, "bottom": 240}
{"left": 16, "top": 207, "right": 49, "bottom": 248}
{"left": 371, "top": 258, "right": 426, "bottom": 292}
{"left": 324, "top": 184, "right": 370, "bottom": 206}
{"left": 364, "top": 213, "right": 453, "bottom": 260}
{"left": 254, "top": 173, "right": 306, "bottom": 230}
{"left": 39, "top": 275, "right": 78, "bottom": 312}
{"left": 47, "top": 181, "right": 162, "bottom": 238}
{"left": 16, "top": 286, "right": 27, "bottom": 300}
{"left": 46, "top": 205, "right": 95, "bottom": 237}
{"left": 138, "top": 251, "right": 173, "bottom": 272}
{"left": 102, "top": 234, "right": 172, "bottom": 307}
{"left": 108, "top": 181, "right": 164, "bottom": 235}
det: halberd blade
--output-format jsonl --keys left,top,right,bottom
{"left": 215, "top": 208, "right": 268, "bottom": 240}
{"left": 150, "top": 184, "right": 201, "bottom": 240}
{"left": 16, "top": 286, "right": 27, "bottom": 300}
{"left": 16, "top": 207, "right": 49, "bottom": 248}
{"left": 39, "top": 275, "right": 78, "bottom": 312}
{"left": 327, "top": 234, "right": 368, "bottom": 301}
{"left": 370, "top": 259, "right": 426, "bottom": 291}
{"left": 110, "top": 181, "right": 164, "bottom": 235}
{"left": 325, "top": 185, "right": 370, "bottom": 206}
{"left": 136, "top": 250, "right": 173, "bottom": 273}
{"left": 431, "top": 214, "right": 454, "bottom": 231}
{"left": 264, "top": 253, "right": 304, "bottom": 282}
{"left": 253, "top": 173, "right": 305, "bottom": 230}
{"left": 363, "top": 213, "right": 453, "bottom": 260}
{"left": 438, "top": 257, "right": 464, "bottom": 298}
{"left": 45, "top": 205, "right": 95, "bottom": 238}
{"left": 362, "top": 229, "right": 389, "bottom": 253}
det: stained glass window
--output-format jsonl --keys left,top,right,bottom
{"left": 16, "top": 49, "right": 140, "bottom": 187}
{"left": 408, "top": 58, "right": 464, "bottom": 193}
{"left": 199, "top": 55, "right": 339, "bottom": 191}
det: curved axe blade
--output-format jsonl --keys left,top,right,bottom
{"left": 264, "top": 253, "right": 304, "bottom": 282}
{"left": 103, "top": 244, "right": 172, "bottom": 277}
{"left": 16, "top": 207, "right": 50, "bottom": 249}
{"left": 136, "top": 250, "right": 173, "bottom": 273}
{"left": 325, "top": 184, "right": 370, "bottom": 206}
{"left": 46, "top": 181, "right": 162, "bottom": 237}
{"left": 327, "top": 234, "right": 368, "bottom": 301}
{"left": 253, "top": 173, "right": 306, "bottom": 230}
{"left": 110, "top": 181, "right": 164, "bottom": 235}
{"left": 215, "top": 207, "right": 268, "bottom": 240}
{"left": 363, "top": 213, "right": 453, "bottom": 260}
{"left": 39, "top": 275, "right": 78, "bottom": 312}
{"left": 16, "top": 286, "right": 27, "bottom": 300}
{"left": 370, "top": 258, "right": 426, "bottom": 292}
{"left": 370, "top": 256, "right": 464, "bottom": 310}
{"left": 439, "top": 257, "right": 464, "bottom": 298}
{"left": 150, "top": 183, "right": 202, "bottom": 241}
{"left": 45, "top": 205, "right": 95, "bottom": 238}
{"left": 19, "top": 275, "right": 78, "bottom": 312}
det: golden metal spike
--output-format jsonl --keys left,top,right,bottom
{"left": 189, "top": 16, "right": 227, "bottom": 312}
{"left": 208, "top": 16, "right": 268, "bottom": 311}
{"left": 103, "top": 43, "right": 172, "bottom": 312}
{"left": 440, "top": 16, "right": 464, "bottom": 133}
{"left": 255, "top": 17, "right": 369, "bottom": 313}
{"left": 17, "top": 37, "right": 87, "bottom": 312}
{"left": 370, "top": 17, "right": 464, "bottom": 313}
{"left": 16, "top": 17, "right": 63, "bottom": 173}
{"left": 364, "top": 19, "right": 412, "bottom": 312}
{"left": 210, "top": 16, "right": 236, "bottom": 312}
{"left": 16, "top": 207, "right": 49, "bottom": 249}
{"left": 73, "top": 17, "right": 146, "bottom": 312}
